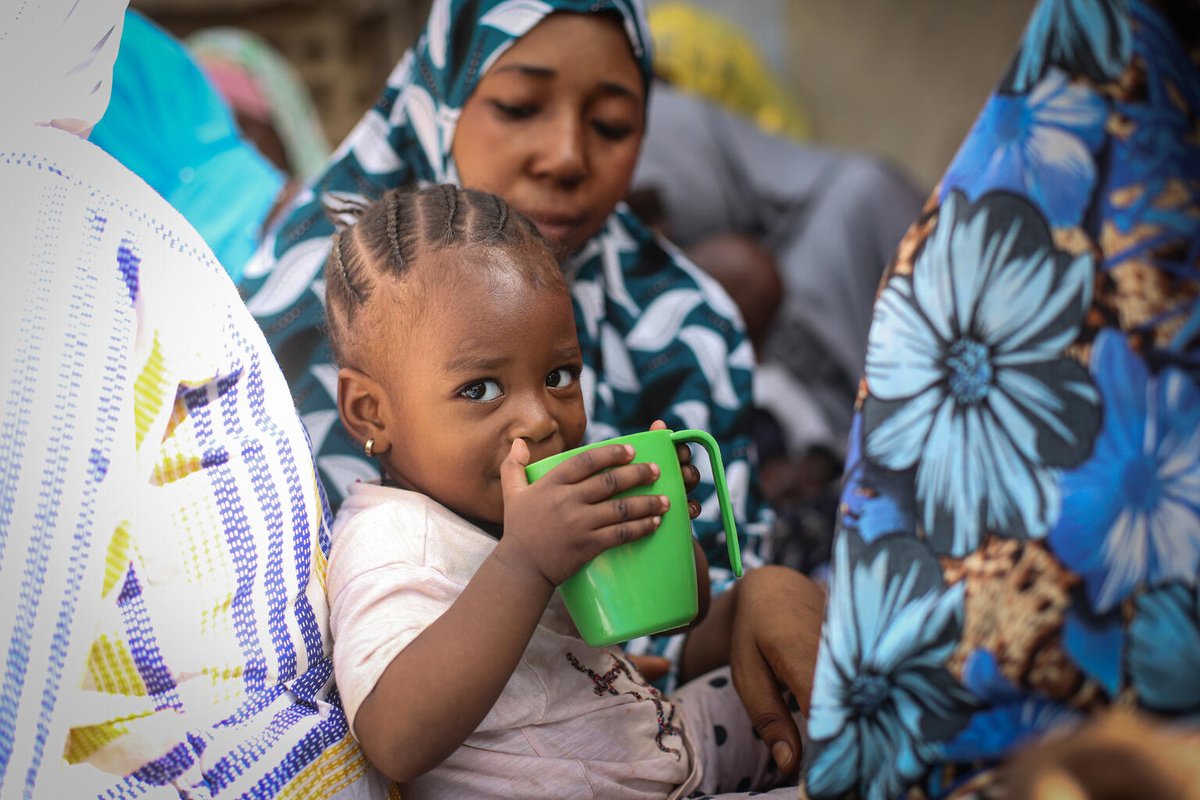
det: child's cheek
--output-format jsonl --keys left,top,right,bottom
{"left": 569, "top": 418, "right": 587, "bottom": 449}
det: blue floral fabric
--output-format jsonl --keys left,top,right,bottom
{"left": 806, "top": 1, "right": 1200, "bottom": 797}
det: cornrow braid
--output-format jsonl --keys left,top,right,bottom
{"left": 386, "top": 190, "right": 403, "bottom": 269}
{"left": 443, "top": 183, "right": 458, "bottom": 243}
{"left": 323, "top": 185, "right": 558, "bottom": 370}
{"left": 331, "top": 232, "right": 364, "bottom": 305}
{"left": 493, "top": 192, "right": 509, "bottom": 239}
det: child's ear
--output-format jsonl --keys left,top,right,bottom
{"left": 337, "top": 367, "right": 392, "bottom": 457}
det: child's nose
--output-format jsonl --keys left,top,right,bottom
{"left": 510, "top": 396, "right": 559, "bottom": 444}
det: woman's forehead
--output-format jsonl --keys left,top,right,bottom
{"left": 482, "top": 12, "right": 645, "bottom": 94}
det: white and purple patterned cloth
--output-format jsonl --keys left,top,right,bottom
{"left": 0, "top": 1, "right": 387, "bottom": 795}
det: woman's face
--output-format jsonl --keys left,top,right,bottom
{"left": 451, "top": 13, "right": 646, "bottom": 261}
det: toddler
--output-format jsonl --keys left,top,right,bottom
{"left": 325, "top": 185, "right": 800, "bottom": 798}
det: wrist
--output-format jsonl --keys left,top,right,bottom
{"left": 490, "top": 538, "right": 557, "bottom": 596}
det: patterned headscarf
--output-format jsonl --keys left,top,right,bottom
{"left": 241, "top": 0, "right": 770, "bottom": 610}
{"left": 805, "top": 1, "right": 1200, "bottom": 798}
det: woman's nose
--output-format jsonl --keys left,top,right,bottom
{"left": 532, "top": 111, "right": 586, "bottom": 187}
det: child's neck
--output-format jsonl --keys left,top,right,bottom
{"left": 379, "top": 472, "right": 504, "bottom": 540}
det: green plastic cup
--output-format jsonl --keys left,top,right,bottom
{"left": 524, "top": 428, "right": 742, "bottom": 647}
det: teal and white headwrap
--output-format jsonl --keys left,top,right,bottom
{"left": 242, "top": 0, "right": 771, "bottom": 678}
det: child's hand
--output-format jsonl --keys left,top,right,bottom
{"left": 649, "top": 419, "right": 702, "bottom": 519}
{"left": 497, "top": 439, "right": 667, "bottom": 587}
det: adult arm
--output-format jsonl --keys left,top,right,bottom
{"left": 678, "top": 565, "right": 826, "bottom": 776}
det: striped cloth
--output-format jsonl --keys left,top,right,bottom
{"left": 0, "top": 124, "right": 391, "bottom": 798}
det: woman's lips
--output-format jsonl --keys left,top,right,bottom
{"left": 524, "top": 211, "right": 585, "bottom": 245}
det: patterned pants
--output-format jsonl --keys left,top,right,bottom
{"left": 673, "top": 666, "right": 808, "bottom": 798}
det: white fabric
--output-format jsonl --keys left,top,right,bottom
{"left": 328, "top": 483, "right": 704, "bottom": 799}
{"left": 0, "top": 123, "right": 386, "bottom": 797}
{"left": 0, "top": 0, "right": 128, "bottom": 133}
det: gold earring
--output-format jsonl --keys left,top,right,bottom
{"left": 364, "top": 438, "right": 375, "bottom": 457}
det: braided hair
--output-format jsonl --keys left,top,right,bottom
{"left": 324, "top": 185, "right": 555, "bottom": 368}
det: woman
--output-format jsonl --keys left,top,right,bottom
{"left": 804, "top": 0, "right": 1200, "bottom": 797}
{"left": 1, "top": 1, "right": 383, "bottom": 796}
{"left": 241, "top": 0, "right": 773, "bottom": 673}
{"left": 89, "top": 10, "right": 287, "bottom": 284}
{"left": 188, "top": 25, "right": 331, "bottom": 183}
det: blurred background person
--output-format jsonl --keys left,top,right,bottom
{"left": 188, "top": 25, "right": 330, "bottom": 183}
{"left": 88, "top": 9, "right": 328, "bottom": 284}
{"left": 629, "top": 3, "right": 925, "bottom": 573}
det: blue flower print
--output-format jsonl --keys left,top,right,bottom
{"left": 938, "top": 698, "right": 1082, "bottom": 764}
{"left": 1006, "top": 0, "right": 1132, "bottom": 94}
{"left": 943, "top": 69, "right": 1108, "bottom": 228}
{"left": 1128, "top": 583, "right": 1200, "bottom": 715}
{"left": 806, "top": 533, "right": 976, "bottom": 800}
{"left": 1062, "top": 604, "right": 1124, "bottom": 697}
{"left": 837, "top": 413, "right": 917, "bottom": 544}
{"left": 862, "top": 191, "right": 1101, "bottom": 556}
{"left": 1048, "top": 330, "right": 1200, "bottom": 613}
{"left": 1097, "top": 2, "right": 1200, "bottom": 283}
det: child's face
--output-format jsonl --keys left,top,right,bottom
{"left": 376, "top": 246, "right": 587, "bottom": 526}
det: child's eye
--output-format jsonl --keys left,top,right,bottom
{"left": 546, "top": 367, "right": 577, "bottom": 389}
{"left": 461, "top": 380, "right": 502, "bottom": 402}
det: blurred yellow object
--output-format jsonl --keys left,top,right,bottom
{"left": 648, "top": 2, "right": 810, "bottom": 140}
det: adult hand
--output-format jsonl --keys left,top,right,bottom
{"left": 498, "top": 438, "right": 666, "bottom": 587}
{"left": 1002, "top": 708, "right": 1200, "bottom": 800}
{"left": 729, "top": 566, "right": 825, "bottom": 776}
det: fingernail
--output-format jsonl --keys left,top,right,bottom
{"left": 651, "top": 516, "right": 662, "bottom": 527}
{"left": 771, "top": 741, "right": 793, "bottom": 771}
{"left": 623, "top": 445, "right": 635, "bottom": 458}
{"left": 649, "top": 463, "right": 661, "bottom": 477}
{"left": 659, "top": 495, "right": 670, "bottom": 510}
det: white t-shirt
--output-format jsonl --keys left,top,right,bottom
{"left": 328, "top": 482, "right": 702, "bottom": 799}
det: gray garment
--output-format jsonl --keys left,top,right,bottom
{"left": 633, "top": 83, "right": 924, "bottom": 448}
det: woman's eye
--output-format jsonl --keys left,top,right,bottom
{"left": 592, "top": 120, "right": 634, "bottom": 141}
{"left": 546, "top": 367, "right": 577, "bottom": 389}
{"left": 492, "top": 101, "right": 536, "bottom": 120}
{"left": 461, "top": 380, "right": 502, "bottom": 401}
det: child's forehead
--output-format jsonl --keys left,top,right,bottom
{"left": 371, "top": 243, "right": 571, "bottom": 344}
{"left": 415, "top": 244, "right": 567, "bottom": 304}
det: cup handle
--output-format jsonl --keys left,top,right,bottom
{"left": 669, "top": 429, "right": 743, "bottom": 577}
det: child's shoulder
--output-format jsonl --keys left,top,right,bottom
{"left": 329, "top": 483, "right": 490, "bottom": 578}
{"left": 329, "top": 483, "right": 437, "bottom": 563}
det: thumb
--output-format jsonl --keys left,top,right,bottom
{"left": 734, "top": 654, "right": 803, "bottom": 775}
{"left": 649, "top": 418, "right": 667, "bottom": 432}
{"left": 499, "top": 438, "right": 531, "bottom": 497}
